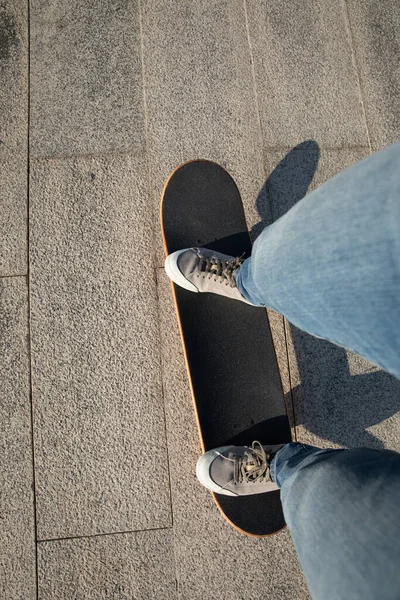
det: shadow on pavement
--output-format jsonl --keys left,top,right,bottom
{"left": 251, "top": 140, "right": 320, "bottom": 239}
{"left": 287, "top": 327, "right": 400, "bottom": 449}
{"left": 253, "top": 141, "right": 400, "bottom": 449}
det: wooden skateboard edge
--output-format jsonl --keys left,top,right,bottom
{"left": 160, "top": 159, "right": 289, "bottom": 538}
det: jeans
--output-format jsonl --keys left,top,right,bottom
{"left": 270, "top": 443, "right": 400, "bottom": 600}
{"left": 235, "top": 143, "right": 400, "bottom": 599}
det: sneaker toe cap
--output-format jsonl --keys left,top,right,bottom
{"left": 165, "top": 249, "right": 199, "bottom": 293}
{"left": 196, "top": 447, "right": 237, "bottom": 496}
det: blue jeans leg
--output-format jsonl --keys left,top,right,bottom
{"left": 270, "top": 443, "right": 400, "bottom": 600}
{"left": 235, "top": 145, "right": 400, "bottom": 597}
{"left": 235, "top": 143, "right": 400, "bottom": 378}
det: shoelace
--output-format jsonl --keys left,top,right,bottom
{"left": 233, "top": 441, "right": 271, "bottom": 485}
{"left": 194, "top": 249, "right": 244, "bottom": 288}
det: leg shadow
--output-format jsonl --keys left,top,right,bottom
{"left": 287, "top": 325, "right": 400, "bottom": 449}
{"left": 254, "top": 142, "right": 400, "bottom": 448}
{"left": 251, "top": 140, "right": 320, "bottom": 240}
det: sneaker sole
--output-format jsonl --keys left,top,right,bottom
{"left": 165, "top": 250, "right": 199, "bottom": 294}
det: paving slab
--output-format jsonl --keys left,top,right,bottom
{"left": 30, "top": 154, "right": 171, "bottom": 539}
{"left": 245, "top": 0, "right": 369, "bottom": 148}
{"left": 0, "top": 154, "right": 28, "bottom": 275}
{"left": 38, "top": 529, "right": 176, "bottom": 599}
{"left": 30, "top": 0, "right": 146, "bottom": 157}
{"left": 141, "top": 0, "right": 265, "bottom": 267}
{"left": 346, "top": 0, "right": 400, "bottom": 150}
{"left": 0, "top": 277, "right": 36, "bottom": 599}
{"left": 157, "top": 269, "right": 309, "bottom": 600}
{"left": 0, "top": 0, "right": 28, "bottom": 275}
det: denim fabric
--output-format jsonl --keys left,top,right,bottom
{"left": 235, "top": 144, "right": 400, "bottom": 597}
{"left": 236, "top": 143, "right": 400, "bottom": 378}
{"left": 271, "top": 443, "right": 400, "bottom": 600}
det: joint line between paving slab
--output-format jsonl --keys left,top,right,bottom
{"left": 29, "top": 146, "right": 373, "bottom": 164}
{"left": 37, "top": 525, "right": 174, "bottom": 544}
{"left": 243, "top": 0, "right": 265, "bottom": 166}
{"left": 341, "top": 0, "right": 372, "bottom": 153}
{"left": 153, "top": 269, "right": 181, "bottom": 595}
{"left": 283, "top": 317, "right": 298, "bottom": 441}
{"left": 263, "top": 145, "right": 371, "bottom": 152}
{"left": 265, "top": 126, "right": 298, "bottom": 442}
{"left": 152, "top": 268, "right": 176, "bottom": 521}
{"left": 0, "top": 273, "right": 28, "bottom": 278}
{"left": 26, "top": 1, "right": 40, "bottom": 597}
{"left": 137, "top": 0, "right": 161, "bottom": 279}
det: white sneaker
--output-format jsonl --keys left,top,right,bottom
{"left": 165, "top": 247, "right": 253, "bottom": 304}
{"left": 196, "top": 441, "right": 283, "bottom": 496}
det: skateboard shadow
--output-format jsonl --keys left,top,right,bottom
{"left": 253, "top": 141, "right": 400, "bottom": 449}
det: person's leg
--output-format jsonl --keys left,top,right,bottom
{"left": 271, "top": 443, "right": 400, "bottom": 600}
{"left": 236, "top": 143, "right": 400, "bottom": 378}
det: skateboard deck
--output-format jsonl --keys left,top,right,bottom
{"left": 161, "top": 160, "right": 292, "bottom": 537}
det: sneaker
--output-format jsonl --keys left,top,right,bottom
{"left": 165, "top": 247, "right": 253, "bottom": 304}
{"left": 196, "top": 441, "right": 283, "bottom": 496}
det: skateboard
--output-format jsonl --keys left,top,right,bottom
{"left": 161, "top": 160, "right": 292, "bottom": 537}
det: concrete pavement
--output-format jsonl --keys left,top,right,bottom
{"left": 1, "top": 0, "right": 399, "bottom": 598}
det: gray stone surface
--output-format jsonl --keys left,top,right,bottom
{"left": 0, "top": 0, "right": 28, "bottom": 275}
{"left": 30, "top": 154, "right": 171, "bottom": 540}
{"left": 141, "top": 0, "right": 265, "bottom": 266}
{"left": 30, "top": 0, "right": 146, "bottom": 157}
{"left": 38, "top": 529, "right": 176, "bottom": 599}
{"left": 0, "top": 277, "right": 36, "bottom": 599}
{"left": 1, "top": 0, "right": 399, "bottom": 595}
{"left": 346, "top": 0, "right": 400, "bottom": 150}
{"left": 245, "top": 0, "right": 369, "bottom": 148}
{"left": 157, "top": 269, "right": 309, "bottom": 600}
